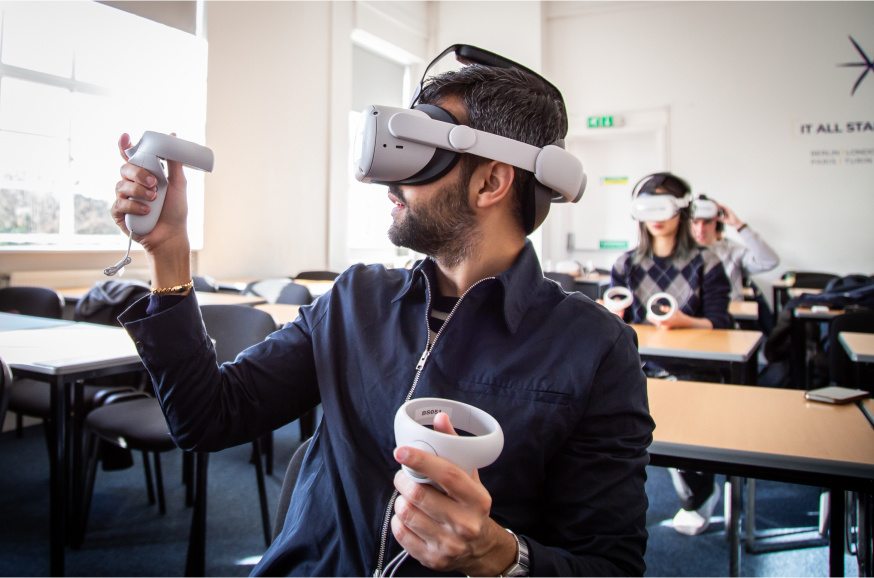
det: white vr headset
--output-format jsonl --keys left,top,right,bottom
{"left": 353, "top": 44, "right": 587, "bottom": 234}
{"left": 630, "top": 193, "right": 720, "bottom": 222}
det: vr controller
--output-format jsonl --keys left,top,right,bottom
{"left": 630, "top": 194, "right": 719, "bottom": 222}
{"left": 124, "top": 131, "right": 215, "bottom": 235}
{"left": 646, "top": 292, "right": 678, "bottom": 322}
{"left": 603, "top": 286, "right": 633, "bottom": 312}
{"left": 394, "top": 398, "right": 503, "bottom": 490}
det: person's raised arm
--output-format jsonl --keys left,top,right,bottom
{"left": 111, "top": 133, "right": 192, "bottom": 293}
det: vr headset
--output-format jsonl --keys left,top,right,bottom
{"left": 629, "top": 173, "right": 720, "bottom": 222}
{"left": 353, "top": 44, "right": 587, "bottom": 234}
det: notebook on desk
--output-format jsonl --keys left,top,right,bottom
{"left": 804, "top": 386, "right": 870, "bottom": 405}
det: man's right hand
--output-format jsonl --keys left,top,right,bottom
{"left": 111, "top": 133, "right": 192, "bottom": 286}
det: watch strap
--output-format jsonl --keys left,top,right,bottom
{"left": 499, "top": 528, "right": 530, "bottom": 577}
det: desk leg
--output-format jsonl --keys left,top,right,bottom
{"left": 728, "top": 476, "right": 742, "bottom": 577}
{"left": 50, "top": 376, "right": 66, "bottom": 577}
{"left": 790, "top": 314, "right": 806, "bottom": 390}
{"left": 830, "top": 490, "right": 845, "bottom": 577}
{"left": 185, "top": 452, "right": 208, "bottom": 577}
{"left": 71, "top": 380, "right": 85, "bottom": 547}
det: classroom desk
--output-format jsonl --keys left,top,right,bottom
{"left": 772, "top": 279, "right": 824, "bottom": 316}
{"left": 254, "top": 303, "right": 302, "bottom": 328}
{"left": 791, "top": 306, "right": 846, "bottom": 389}
{"left": 293, "top": 278, "right": 334, "bottom": 297}
{"left": 0, "top": 315, "right": 143, "bottom": 576}
{"left": 729, "top": 300, "right": 758, "bottom": 321}
{"left": 647, "top": 378, "right": 874, "bottom": 577}
{"left": 839, "top": 331, "right": 874, "bottom": 364}
{"left": 631, "top": 324, "right": 764, "bottom": 384}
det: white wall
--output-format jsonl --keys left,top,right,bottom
{"left": 543, "top": 1, "right": 874, "bottom": 284}
{"left": 199, "top": 1, "right": 331, "bottom": 279}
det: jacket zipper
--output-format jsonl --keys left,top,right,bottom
{"left": 373, "top": 274, "right": 494, "bottom": 576}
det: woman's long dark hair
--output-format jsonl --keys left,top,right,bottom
{"left": 632, "top": 173, "right": 698, "bottom": 264}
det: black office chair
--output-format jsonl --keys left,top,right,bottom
{"left": 1, "top": 286, "right": 68, "bottom": 440}
{"left": 294, "top": 271, "right": 340, "bottom": 281}
{"left": 6, "top": 282, "right": 147, "bottom": 442}
{"left": 828, "top": 309, "right": 874, "bottom": 392}
{"left": 272, "top": 437, "right": 312, "bottom": 542}
{"left": 242, "top": 278, "right": 295, "bottom": 304}
{"left": 275, "top": 282, "right": 313, "bottom": 306}
{"left": 544, "top": 272, "right": 575, "bottom": 292}
{"left": 0, "top": 355, "right": 12, "bottom": 435}
{"left": 192, "top": 275, "right": 219, "bottom": 293}
{"left": 81, "top": 304, "right": 278, "bottom": 555}
{"left": 0, "top": 286, "right": 64, "bottom": 318}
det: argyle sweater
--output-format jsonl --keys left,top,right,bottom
{"left": 611, "top": 247, "right": 732, "bottom": 328}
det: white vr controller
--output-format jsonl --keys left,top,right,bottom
{"left": 394, "top": 398, "right": 503, "bottom": 489}
{"left": 124, "top": 131, "right": 215, "bottom": 235}
{"left": 630, "top": 194, "right": 719, "bottom": 222}
{"left": 646, "top": 292, "right": 678, "bottom": 322}
{"left": 603, "top": 286, "right": 633, "bottom": 312}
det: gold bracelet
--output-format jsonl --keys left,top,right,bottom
{"left": 151, "top": 279, "right": 194, "bottom": 295}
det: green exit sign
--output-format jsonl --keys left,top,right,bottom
{"left": 587, "top": 115, "right": 623, "bottom": 128}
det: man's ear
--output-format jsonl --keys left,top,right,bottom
{"left": 471, "top": 161, "right": 515, "bottom": 209}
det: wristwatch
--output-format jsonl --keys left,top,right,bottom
{"left": 499, "top": 528, "right": 530, "bottom": 577}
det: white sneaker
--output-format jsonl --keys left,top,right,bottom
{"left": 673, "top": 483, "right": 721, "bottom": 536}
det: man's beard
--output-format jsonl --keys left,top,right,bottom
{"left": 387, "top": 178, "right": 480, "bottom": 267}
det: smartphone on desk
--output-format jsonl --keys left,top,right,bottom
{"left": 804, "top": 386, "right": 870, "bottom": 405}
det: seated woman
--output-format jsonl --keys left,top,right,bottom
{"left": 608, "top": 172, "right": 731, "bottom": 537}
{"left": 609, "top": 172, "right": 731, "bottom": 330}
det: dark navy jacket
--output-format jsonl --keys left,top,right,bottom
{"left": 120, "top": 242, "right": 654, "bottom": 576}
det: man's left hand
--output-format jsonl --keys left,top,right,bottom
{"left": 392, "top": 412, "right": 517, "bottom": 576}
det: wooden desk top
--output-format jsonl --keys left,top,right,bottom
{"left": 648, "top": 379, "right": 874, "bottom": 476}
{"left": 293, "top": 279, "right": 334, "bottom": 296}
{"left": 788, "top": 287, "right": 823, "bottom": 298}
{"left": 838, "top": 331, "right": 874, "bottom": 363}
{"left": 729, "top": 301, "right": 758, "bottom": 321}
{"left": 254, "top": 303, "right": 301, "bottom": 328}
{"left": 194, "top": 292, "right": 266, "bottom": 306}
{"left": 632, "top": 324, "right": 763, "bottom": 362}
{"left": 794, "top": 306, "right": 845, "bottom": 320}
{"left": 0, "top": 323, "right": 140, "bottom": 375}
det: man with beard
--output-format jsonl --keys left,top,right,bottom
{"left": 110, "top": 60, "right": 653, "bottom": 577}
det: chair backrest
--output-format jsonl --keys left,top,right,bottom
{"left": 193, "top": 275, "right": 219, "bottom": 293}
{"left": 544, "top": 272, "right": 575, "bottom": 292}
{"left": 0, "top": 286, "right": 64, "bottom": 319}
{"left": 275, "top": 282, "right": 313, "bottom": 306}
{"left": 272, "top": 437, "right": 312, "bottom": 541}
{"left": 199, "top": 305, "right": 277, "bottom": 364}
{"left": 294, "top": 271, "right": 339, "bottom": 281}
{"left": 73, "top": 280, "right": 151, "bottom": 327}
{"left": 0, "top": 355, "right": 12, "bottom": 431}
{"left": 784, "top": 271, "right": 840, "bottom": 290}
{"left": 828, "top": 309, "right": 874, "bottom": 391}
{"left": 242, "top": 278, "right": 294, "bottom": 304}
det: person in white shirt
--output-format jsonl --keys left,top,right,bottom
{"left": 691, "top": 195, "right": 780, "bottom": 301}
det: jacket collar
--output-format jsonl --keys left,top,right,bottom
{"left": 392, "top": 240, "right": 543, "bottom": 334}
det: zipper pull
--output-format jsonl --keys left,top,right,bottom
{"left": 415, "top": 347, "right": 431, "bottom": 371}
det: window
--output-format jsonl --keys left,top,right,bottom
{"left": 345, "top": 43, "right": 413, "bottom": 267}
{"left": 0, "top": 1, "right": 208, "bottom": 251}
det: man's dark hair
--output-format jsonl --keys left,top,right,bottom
{"left": 418, "top": 65, "right": 568, "bottom": 232}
